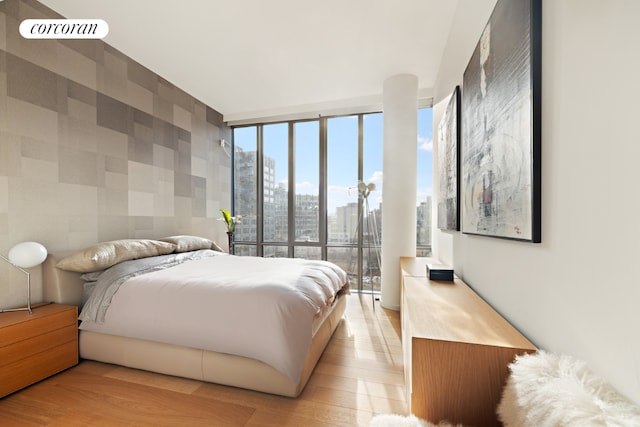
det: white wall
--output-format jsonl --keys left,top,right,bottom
{"left": 433, "top": 0, "right": 640, "bottom": 403}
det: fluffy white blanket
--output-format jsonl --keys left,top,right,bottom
{"left": 369, "top": 414, "right": 462, "bottom": 427}
{"left": 498, "top": 351, "right": 640, "bottom": 426}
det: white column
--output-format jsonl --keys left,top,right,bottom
{"left": 381, "top": 74, "right": 418, "bottom": 310}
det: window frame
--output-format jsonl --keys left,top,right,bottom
{"left": 231, "top": 110, "right": 432, "bottom": 291}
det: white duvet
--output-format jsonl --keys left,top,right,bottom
{"left": 79, "top": 252, "right": 348, "bottom": 383}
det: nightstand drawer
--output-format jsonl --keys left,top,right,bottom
{"left": 0, "top": 307, "right": 77, "bottom": 346}
{"left": 0, "top": 341, "right": 78, "bottom": 397}
{"left": 0, "top": 324, "right": 77, "bottom": 367}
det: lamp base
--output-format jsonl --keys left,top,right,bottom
{"left": 0, "top": 306, "right": 32, "bottom": 314}
{"left": 0, "top": 301, "right": 52, "bottom": 315}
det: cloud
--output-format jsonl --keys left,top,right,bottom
{"left": 328, "top": 184, "right": 358, "bottom": 196}
{"left": 296, "top": 181, "right": 318, "bottom": 194}
{"left": 367, "top": 171, "right": 383, "bottom": 185}
{"left": 418, "top": 136, "right": 433, "bottom": 152}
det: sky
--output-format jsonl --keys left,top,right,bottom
{"left": 234, "top": 108, "right": 433, "bottom": 215}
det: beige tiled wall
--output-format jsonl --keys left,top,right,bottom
{"left": 0, "top": 0, "right": 231, "bottom": 307}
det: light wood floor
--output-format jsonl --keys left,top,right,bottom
{"left": 0, "top": 294, "right": 407, "bottom": 426}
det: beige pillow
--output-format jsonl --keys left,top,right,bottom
{"left": 210, "top": 241, "right": 225, "bottom": 252}
{"left": 159, "top": 235, "right": 214, "bottom": 253}
{"left": 56, "top": 239, "right": 176, "bottom": 273}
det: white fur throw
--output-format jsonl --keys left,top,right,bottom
{"left": 497, "top": 351, "right": 640, "bottom": 426}
{"left": 369, "top": 414, "right": 462, "bottom": 427}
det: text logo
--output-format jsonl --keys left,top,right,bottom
{"left": 20, "top": 19, "right": 109, "bottom": 39}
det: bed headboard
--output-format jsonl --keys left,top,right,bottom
{"left": 42, "top": 252, "right": 84, "bottom": 307}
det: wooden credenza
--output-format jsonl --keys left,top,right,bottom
{"left": 400, "top": 257, "right": 536, "bottom": 426}
{"left": 0, "top": 304, "right": 78, "bottom": 398}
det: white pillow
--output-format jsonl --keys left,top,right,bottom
{"left": 498, "top": 351, "right": 640, "bottom": 426}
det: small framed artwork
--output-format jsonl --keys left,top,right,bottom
{"left": 437, "top": 85, "right": 461, "bottom": 231}
{"left": 461, "top": 0, "right": 541, "bottom": 242}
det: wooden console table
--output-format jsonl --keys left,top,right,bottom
{"left": 400, "top": 257, "right": 536, "bottom": 426}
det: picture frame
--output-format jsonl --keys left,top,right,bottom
{"left": 461, "top": 0, "right": 541, "bottom": 242}
{"left": 437, "top": 85, "right": 461, "bottom": 231}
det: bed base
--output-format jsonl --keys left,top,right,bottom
{"left": 79, "top": 295, "right": 345, "bottom": 397}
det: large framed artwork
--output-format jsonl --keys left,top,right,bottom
{"left": 437, "top": 86, "right": 460, "bottom": 231}
{"left": 461, "top": 0, "right": 541, "bottom": 242}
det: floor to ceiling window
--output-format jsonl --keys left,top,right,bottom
{"left": 232, "top": 109, "right": 432, "bottom": 292}
{"left": 417, "top": 107, "right": 433, "bottom": 256}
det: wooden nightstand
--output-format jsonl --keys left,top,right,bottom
{"left": 0, "top": 303, "right": 78, "bottom": 398}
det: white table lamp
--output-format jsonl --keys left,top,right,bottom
{"left": 1, "top": 242, "right": 48, "bottom": 314}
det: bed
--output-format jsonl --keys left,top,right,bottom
{"left": 41, "top": 236, "right": 349, "bottom": 397}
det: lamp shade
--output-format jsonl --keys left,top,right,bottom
{"left": 8, "top": 242, "right": 48, "bottom": 268}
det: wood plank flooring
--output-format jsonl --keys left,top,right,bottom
{"left": 0, "top": 294, "right": 407, "bottom": 426}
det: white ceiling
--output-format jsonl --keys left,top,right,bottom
{"left": 39, "top": 0, "right": 461, "bottom": 124}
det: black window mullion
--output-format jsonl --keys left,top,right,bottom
{"left": 319, "top": 117, "right": 327, "bottom": 260}
{"left": 287, "top": 122, "right": 295, "bottom": 258}
{"left": 256, "top": 125, "right": 264, "bottom": 257}
{"left": 357, "top": 114, "right": 364, "bottom": 292}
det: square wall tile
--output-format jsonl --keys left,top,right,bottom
{"left": 128, "top": 190, "right": 154, "bottom": 216}
{"left": 0, "top": 176, "right": 7, "bottom": 213}
{"left": 6, "top": 98, "right": 58, "bottom": 143}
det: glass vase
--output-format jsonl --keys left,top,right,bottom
{"left": 227, "top": 232, "right": 234, "bottom": 255}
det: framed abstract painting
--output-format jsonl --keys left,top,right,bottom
{"left": 437, "top": 86, "right": 461, "bottom": 231}
{"left": 461, "top": 0, "right": 542, "bottom": 242}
